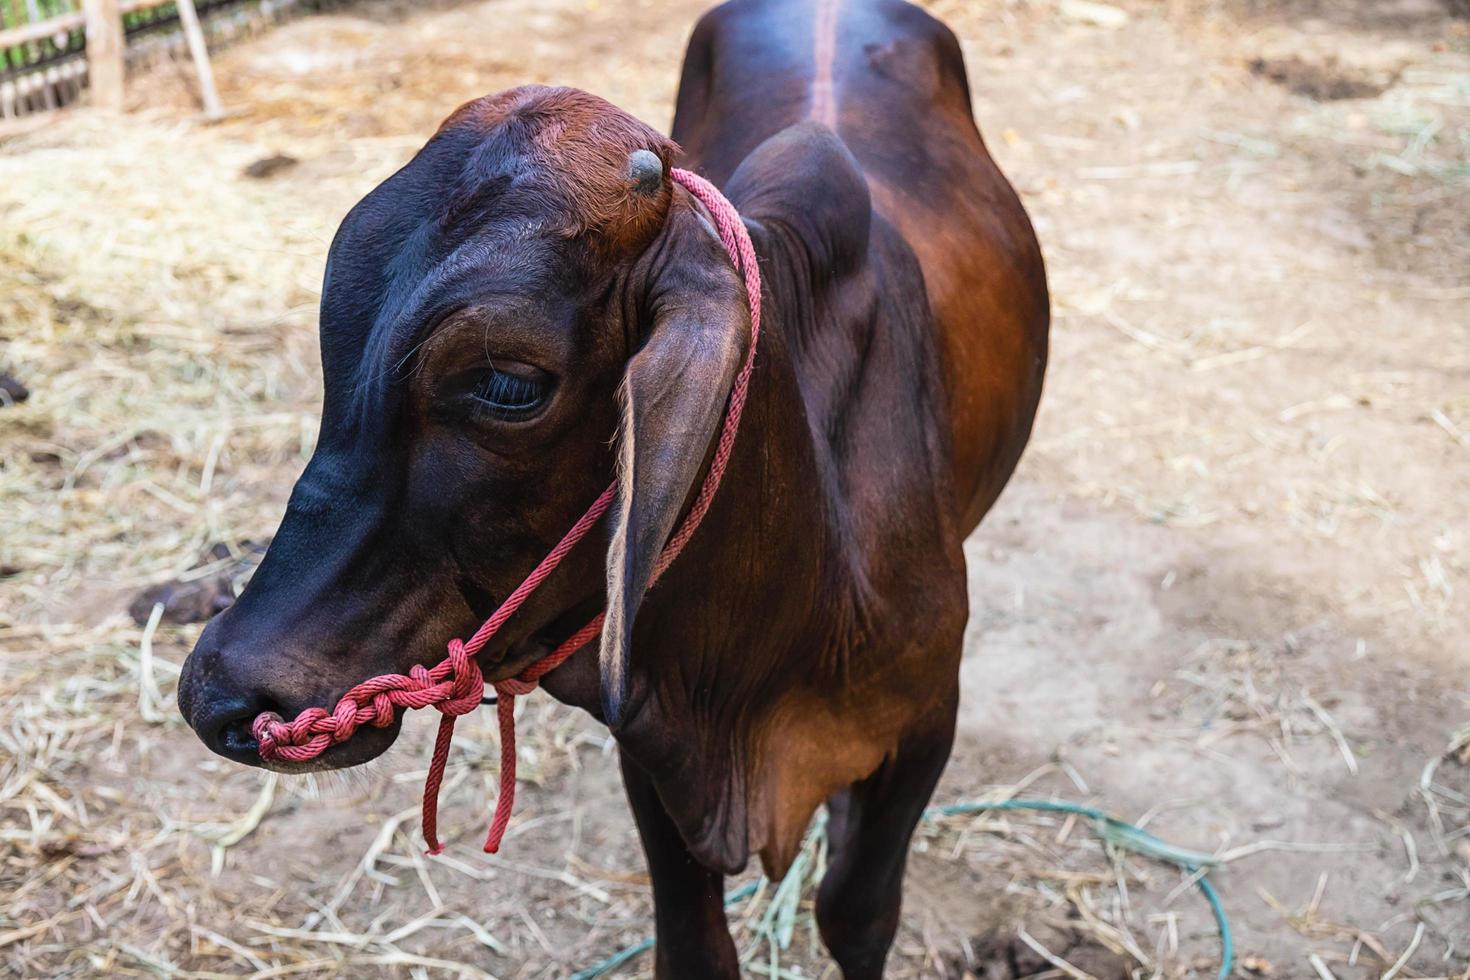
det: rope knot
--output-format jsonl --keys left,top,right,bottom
{"left": 433, "top": 638, "right": 484, "bottom": 717}
{"left": 367, "top": 692, "right": 396, "bottom": 727}
{"left": 330, "top": 697, "right": 360, "bottom": 742}
{"left": 291, "top": 705, "right": 329, "bottom": 742}
{"left": 252, "top": 710, "right": 284, "bottom": 758}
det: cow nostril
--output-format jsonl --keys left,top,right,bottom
{"left": 199, "top": 698, "right": 277, "bottom": 764}
{"left": 219, "top": 715, "right": 259, "bottom": 758}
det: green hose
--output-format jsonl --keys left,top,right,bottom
{"left": 931, "top": 799, "right": 1233, "bottom": 980}
{"left": 569, "top": 799, "right": 1234, "bottom": 980}
{"left": 567, "top": 881, "right": 760, "bottom": 980}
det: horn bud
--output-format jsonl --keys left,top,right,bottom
{"left": 625, "top": 149, "right": 664, "bottom": 196}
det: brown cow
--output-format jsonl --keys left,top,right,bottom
{"left": 177, "top": 0, "right": 1047, "bottom": 975}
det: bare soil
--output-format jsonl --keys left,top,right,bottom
{"left": 1, "top": 0, "right": 1467, "bottom": 978}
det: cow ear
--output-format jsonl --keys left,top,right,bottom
{"left": 599, "top": 190, "right": 751, "bottom": 726}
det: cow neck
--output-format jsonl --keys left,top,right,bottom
{"left": 248, "top": 167, "right": 762, "bottom": 856}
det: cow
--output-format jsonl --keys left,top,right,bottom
{"left": 176, "top": 0, "right": 1048, "bottom": 975}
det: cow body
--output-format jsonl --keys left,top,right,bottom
{"left": 577, "top": 4, "right": 1046, "bottom": 973}
{"left": 674, "top": 0, "right": 1047, "bottom": 527}
{"left": 178, "top": 1, "right": 1045, "bottom": 976}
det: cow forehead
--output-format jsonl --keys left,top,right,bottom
{"left": 318, "top": 132, "right": 569, "bottom": 382}
{"left": 316, "top": 86, "right": 675, "bottom": 427}
{"left": 324, "top": 84, "right": 673, "bottom": 323}
{"left": 439, "top": 85, "right": 677, "bottom": 248}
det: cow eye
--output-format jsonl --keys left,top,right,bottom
{"left": 471, "top": 363, "right": 550, "bottom": 420}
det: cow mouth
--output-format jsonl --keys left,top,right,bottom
{"left": 230, "top": 634, "right": 564, "bottom": 774}
{"left": 227, "top": 710, "right": 407, "bottom": 774}
{"left": 197, "top": 586, "right": 600, "bottom": 775}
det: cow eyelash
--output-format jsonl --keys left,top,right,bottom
{"left": 472, "top": 365, "right": 549, "bottom": 420}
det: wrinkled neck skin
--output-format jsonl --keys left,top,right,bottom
{"left": 543, "top": 125, "right": 956, "bottom": 879}
{"left": 543, "top": 218, "right": 845, "bottom": 875}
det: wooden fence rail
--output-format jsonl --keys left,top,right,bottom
{"left": 0, "top": 0, "right": 175, "bottom": 51}
{"left": 1, "top": 0, "right": 220, "bottom": 118}
{"left": 0, "top": 11, "right": 84, "bottom": 50}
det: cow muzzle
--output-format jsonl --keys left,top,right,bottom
{"left": 178, "top": 612, "right": 403, "bottom": 772}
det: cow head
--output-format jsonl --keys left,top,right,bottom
{"left": 178, "top": 86, "right": 751, "bottom": 769}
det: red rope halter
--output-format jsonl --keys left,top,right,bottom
{"left": 252, "top": 168, "right": 761, "bottom": 855}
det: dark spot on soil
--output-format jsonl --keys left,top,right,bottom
{"left": 242, "top": 154, "right": 299, "bottom": 179}
{"left": 128, "top": 539, "right": 269, "bottom": 625}
{"left": 955, "top": 925, "right": 1136, "bottom": 979}
{"left": 1249, "top": 55, "right": 1397, "bottom": 100}
{"left": 0, "top": 371, "right": 29, "bottom": 405}
{"left": 51, "top": 296, "right": 107, "bottom": 324}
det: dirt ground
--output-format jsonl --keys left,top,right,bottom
{"left": 2, "top": 0, "right": 1468, "bottom": 977}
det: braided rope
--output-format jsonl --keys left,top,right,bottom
{"left": 252, "top": 167, "right": 761, "bottom": 856}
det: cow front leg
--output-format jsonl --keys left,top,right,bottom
{"left": 619, "top": 751, "right": 740, "bottom": 979}
{"left": 816, "top": 693, "right": 958, "bottom": 980}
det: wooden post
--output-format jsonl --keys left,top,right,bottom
{"left": 82, "top": 0, "right": 125, "bottom": 112}
{"left": 175, "top": 0, "right": 223, "bottom": 120}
